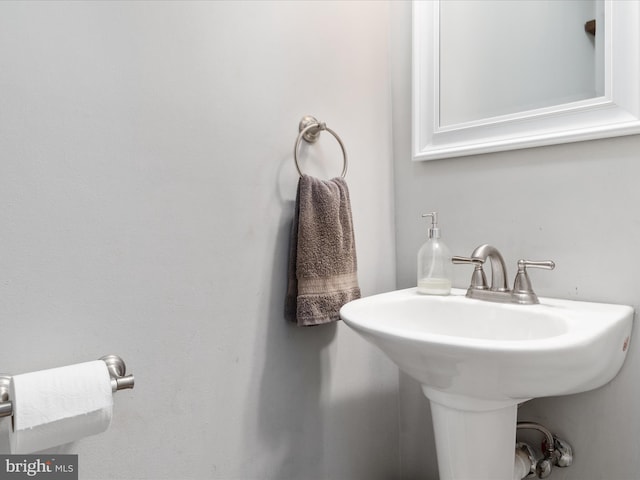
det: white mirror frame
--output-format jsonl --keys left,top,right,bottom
{"left": 412, "top": 0, "right": 640, "bottom": 161}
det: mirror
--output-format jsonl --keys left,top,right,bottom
{"left": 412, "top": 0, "right": 640, "bottom": 161}
{"left": 440, "top": 0, "right": 604, "bottom": 126}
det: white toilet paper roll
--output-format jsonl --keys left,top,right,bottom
{"left": 9, "top": 360, "right": 113, "bottom": 454}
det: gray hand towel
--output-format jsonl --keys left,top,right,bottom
{"left": 285, "top": 175, "right": 361, "bottom": 326}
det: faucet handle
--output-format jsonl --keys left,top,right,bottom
{"left": 518, "top": 260, "right": 555, "bottom": 271}
{"left": 452, "top": 256, "right": 488, "bottom": 289}
{"left": 513, "top": 259, "right": 555, "bottom": 304}
{"left": 452, "top": 256, "right": 483, "bottom": 266}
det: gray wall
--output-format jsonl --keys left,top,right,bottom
{"left": 0, "top": 2, "right": 399, "bottom": 479}
{"left": 392, "top": 2, "right": 640, "bottom": 479}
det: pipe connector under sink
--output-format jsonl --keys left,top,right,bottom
{"left": 515, "top": 422, "right": 573, "bottom": 479}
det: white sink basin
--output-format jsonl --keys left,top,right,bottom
{"left": 340, "top": 288, "right": 632, "bottom": 406}
{"left": 340, "top": 288, "right": 633, "bottom": 480}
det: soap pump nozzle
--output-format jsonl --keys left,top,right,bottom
{"left": 422, "top": 212, "right": 440, "bottom": 239}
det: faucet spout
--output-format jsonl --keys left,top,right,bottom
{"left": 470, "top": 244, "right": 509, "bottom": 291}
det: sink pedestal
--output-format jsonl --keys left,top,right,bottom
{"left": 424, "top": 387, "right": 521, "bottom": 480}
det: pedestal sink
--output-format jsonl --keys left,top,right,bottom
{"left": 340, "top": 288, "right": 633, "bottom": 480}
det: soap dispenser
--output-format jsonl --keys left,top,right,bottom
{"left": 417, "top": 212, "right": 452, "bottom": 295}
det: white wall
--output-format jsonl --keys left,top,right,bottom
{"left": 392, "top": 2, "right": 640, "bottom": 479}
{"left": 0, "top": 2, "right": 399, "bottom": 479}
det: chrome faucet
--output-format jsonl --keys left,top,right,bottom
{"left": 452, "top": 244, "right": 555, "bottom": 305}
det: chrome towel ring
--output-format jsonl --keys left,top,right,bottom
{"left": 293, "top": 115, "right": 348, "bottom": 178}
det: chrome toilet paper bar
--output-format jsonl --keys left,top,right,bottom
{"left": 0, "top": 354, "right": 134, "bottom": 418}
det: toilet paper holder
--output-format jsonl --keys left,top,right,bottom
{"left": 0, "top": 354, "right": 134, "bottom": 419}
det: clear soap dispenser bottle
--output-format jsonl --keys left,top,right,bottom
{"left": 417, "top": 212, "right": 452, "bottom": 295}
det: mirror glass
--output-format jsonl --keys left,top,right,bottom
{"left": 412, "top": 0, "right": 640, "bottom": 161}
{"left": 439, "top": 0, "right": 604, "bottom": 126}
